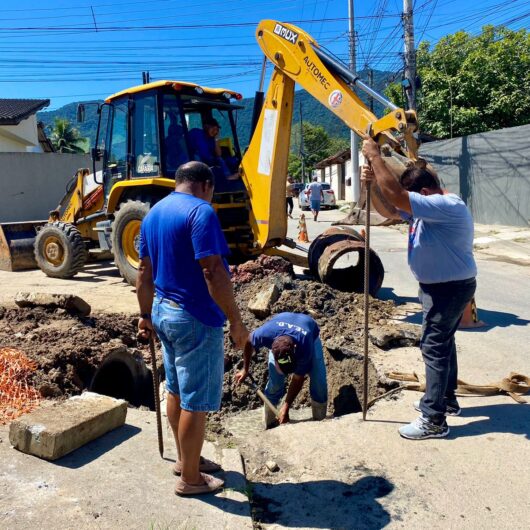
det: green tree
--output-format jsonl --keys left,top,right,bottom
{"left": 288, "top": 122, "right": 349, "bottom": 180}
{"left": 385, "top": 26, "right": 530, "bottom": 138}
{"left": 50, "top": 118, "right": 87, "bottom": 153}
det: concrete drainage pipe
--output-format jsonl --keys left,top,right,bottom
{"left": 308, "top": 227, "right": 384, "bottom": 296}
{"left": 90, "top": 349, "right": 155, "bottom": 408}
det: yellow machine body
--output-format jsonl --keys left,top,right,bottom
{"left": 0, "top": 19, "right": 419, "bottom": 280}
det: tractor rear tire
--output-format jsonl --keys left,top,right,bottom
{"left": 34, "top": 222, "right": 87, "bottom": 278}
{"left": 111, "top": 200, "right": 151, "bottom": 286}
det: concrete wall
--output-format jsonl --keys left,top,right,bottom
{"left": 0, "top": 152, "right": 92, "bottom": 222}
{"left": 420, "top": 124, "right": 530, "bottom": 227}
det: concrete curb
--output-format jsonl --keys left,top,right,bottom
{"left": 220, "top": 447, "right": 253, "bottom": 529}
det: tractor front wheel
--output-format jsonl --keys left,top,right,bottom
{"left": 34, "top": 222, "right": 87, "bottom": 278}
{"left": 111, "top": 200, "right": 151, "bottom": 286}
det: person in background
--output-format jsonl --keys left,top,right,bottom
{"left": 308, "top": 176, "right": 324, "bottom": 221}
{"left": 286, "top": 176, "right": 295, "bottom": 219}
{"left": 235, "top": 312, "right": 328, "bottom": 429}
{"left": 137, "top": 161, "right": 248, "bottom": 495}
{"left": 361, "top": 135, "right": 477, "bottom": 440}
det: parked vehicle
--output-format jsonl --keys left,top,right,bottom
{"left": 298, "top": 183, "right": 336, "bottom": 210}
{"left": 291, "top": 182, "right": 305, "bottom": 198}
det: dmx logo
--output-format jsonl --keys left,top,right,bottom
{"left": 273, "top": 23, "right": 298, "bottom": 44}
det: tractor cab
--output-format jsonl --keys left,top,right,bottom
{"left": 91, "top": 80, "right": 246, "bottom": 199}
{"left": 75, "top": 81, "right": 254, "bottom": 284}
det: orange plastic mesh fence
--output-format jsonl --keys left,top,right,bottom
{"left": 0, "top": 347, "right": 41, "bottom": 424}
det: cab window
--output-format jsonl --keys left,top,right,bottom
{"left": 161, "top": 93, "right": 189, "bottom": 178}
{"left": 132, "top": 93, "right": 160, "bottom": 178}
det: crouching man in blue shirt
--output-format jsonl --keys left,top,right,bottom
{"left": 235, "top": 312, "right": 328, "bottom": 429}
{"left": 362, "top": 135, "right": 477, "bottom": 440}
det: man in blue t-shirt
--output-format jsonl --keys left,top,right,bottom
{"left": 235, "top": 312, "right": 328, "bottom": 429}
{"left": 308, "top": 177, "right": 324, "bottom": 221}
{"left": 362, "top": 135, "right": 476, "bottom": 440}
{"left": 136, "top": 161, "right": 248, "bottom": 495}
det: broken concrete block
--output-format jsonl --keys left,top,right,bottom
{"left": 248, "top": 284, "right": 280, "bottom": 319}
{"left": 9, "top": 392, "right": 127, "bottom": 460}
{"left": 369, "top": 324, "right": 421, "bottom": 350}
{"left": 14, "top": 292, "right": 91, "bottom": 317}
{"left": 265, "top": 460, "right": 279, "bottom": 472}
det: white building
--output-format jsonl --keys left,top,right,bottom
{"left": 0, "top": 99, "right": 52, "bottom": 153}
{"left": 313, "top": 147, "right": 365, "bottom": 202}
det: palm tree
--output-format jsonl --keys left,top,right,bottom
{"left": 50, "top": 118, "right": 86, "bottom": 153}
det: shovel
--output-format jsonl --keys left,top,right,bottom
{"left": 243, "top": 374, "right": 280, "bottom": 418}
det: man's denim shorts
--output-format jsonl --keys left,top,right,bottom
{"left": 151, "top": 296, "right": 224, "bottom": 412}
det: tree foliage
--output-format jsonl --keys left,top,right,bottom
{"left": 49, "top": 118, "right": 87, "bottom": 153}
{"left": 385, "top": 26, "right": 530, "bottom": 138}
{"left": 288, "top": 121, "right": 349, "bottom": 180}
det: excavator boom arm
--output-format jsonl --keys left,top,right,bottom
{"left": 240, "top": 19, "right": 419, "bottom": 251}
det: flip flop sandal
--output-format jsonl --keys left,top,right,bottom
{"left": 174, "top": 473, "right": 224, "bottom": 496}
{"left": 173, "top": 456, "right": 221, "bottom": 476}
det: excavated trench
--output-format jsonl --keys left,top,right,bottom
{"left": 0, "top": 256, "right": 400, "bottom": 426}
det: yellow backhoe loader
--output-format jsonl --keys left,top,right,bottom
{"left": 0, "top": 19, "right": 419, "bottom": 294}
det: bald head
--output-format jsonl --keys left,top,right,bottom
{"left": 175, "top": 161, "right": 215, "bottom": 202}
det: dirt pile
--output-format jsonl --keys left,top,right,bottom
{"left": 230, "top": 255, "right": 294, "bottom": 284}
{"left": 0, "top": 256, "right": 403, "bottom": 423}
{"left": 223, "top": 267, "right": 398, "bottom": 419}
{"left": 0, "top": 306, "right": 152, "bottom": 400}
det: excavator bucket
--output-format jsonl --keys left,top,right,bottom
{"left": 0, "top": 221, "right": 46, "bottom": 271}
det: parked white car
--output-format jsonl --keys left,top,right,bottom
{"left": 298, "top": 183, "right": 336, "bottom": 210}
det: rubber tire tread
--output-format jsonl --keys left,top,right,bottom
{"left": 111, "top": 200, "right": 151, "bottom": 286}
{"left": 34, "top": 221, "right": 87, "bottom": 278}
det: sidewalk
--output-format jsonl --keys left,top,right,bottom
{"left": 0, "top": 408, "right": 252, "bottom": 530}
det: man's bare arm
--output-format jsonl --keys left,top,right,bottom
{"left": 362, "top": 136, "right": 412, "bottom": 214}
{"left": 136, "top": 256, "right": 155, "bottom": 339}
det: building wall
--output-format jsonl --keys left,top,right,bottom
{"left": 0, "top": 116, "right": 42, "bottom": 153}
{"left": 420, "top": 124, "right": 530, "bottom": 227}
{"left": 0, "top": 152, "right": 92, "bottom": 222}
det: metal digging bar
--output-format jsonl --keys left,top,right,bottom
{"left": 149, "top": 336, "right": 164, "bottom": 458}
{"left": 362, "top": 181, "right": 372, "bottom": 420}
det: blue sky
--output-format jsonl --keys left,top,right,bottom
{"left": 1, "top": 0, "right": 529, "bottom": 109}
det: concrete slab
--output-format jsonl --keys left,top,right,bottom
{"left": 14, "top": 292, "right": 91, "bottom": 316}
{"left": 10, "top": 392, "right": 127, "bottom": 460}
{"left": 0, "top": 408, "right": 252, "bottom": 529}
{"left": 248, "top": 284, "right": 280, "bottom": 319}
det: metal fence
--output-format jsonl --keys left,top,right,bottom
{"left": 419, "top": 124, "right": 530, "bottom": 227}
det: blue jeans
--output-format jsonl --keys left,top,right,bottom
{"left": 151, "top": 297, "right": 224, "bottom": 412}
{"left": 419, "top": 278, "right": 476, "bottom": 424}
{"left": 264, "top": 337, "right": 328, "bottom": 405}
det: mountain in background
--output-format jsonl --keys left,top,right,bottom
{"left": 38, "top": 69, "right": 395, "bottom": 150}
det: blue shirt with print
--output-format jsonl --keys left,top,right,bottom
{"left": 251, "top": 312, "right": 320, "bottom": 376}
{"left": 139, "top": 191, "right": 230, "bottom": 327}
{"left": 400, "top": 192, "right": 477, "bottom": 284}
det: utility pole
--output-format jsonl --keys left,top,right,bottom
{"left": 348, "top": 0, "right": 360, "bottom": 203}
{"left": 368, "top": 68, "right": 374, "bottom": 113}
{"left": 403, "top": 0, "right": 416, "bottom": 110}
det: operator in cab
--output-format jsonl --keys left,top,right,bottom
{"left": 188, "top": 118, "right": 239, "bottom": 181}
{"left": 235, "top": 312, "right": 328, "bottom": 429}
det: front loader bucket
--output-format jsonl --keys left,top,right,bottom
{"left": 0, "top": 221, "right": 46, "bottom": 271}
